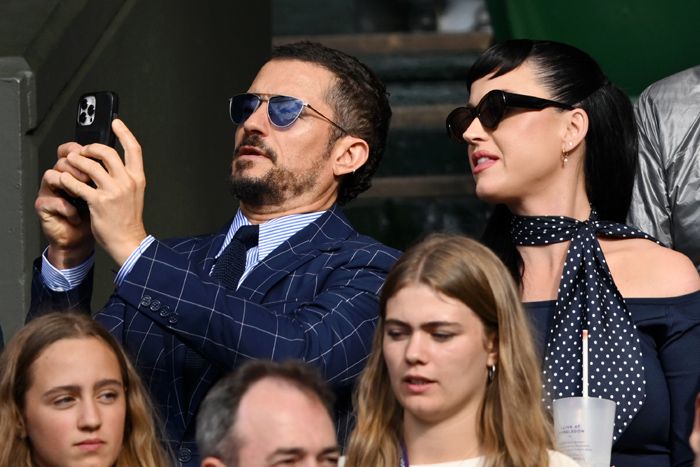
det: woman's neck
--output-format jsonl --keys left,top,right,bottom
{"left": 518, "top": 241, "right": 570, "bottom": 301}
{"left": 510, "top": 196, "right": 590, "bottom": 220}
{"left": 403, "top": 409, "right": 481, "bottom": 465}
{"left": 508, "top": 170, "right": 590, "bottom": 220}
{"left": 511, "top": 184, "right": 591, "bottom": 302}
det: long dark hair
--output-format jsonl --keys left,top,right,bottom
{"left": 470, "top": 39, "right": 637, "bottom": 282}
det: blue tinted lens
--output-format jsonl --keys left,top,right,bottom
{"left": 230, "top": 94, "right": 262, "bottom": 124}
{"left": 268, "top": 96, "right": 305, "bottom": 128}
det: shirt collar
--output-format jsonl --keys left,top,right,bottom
{"left": 216, "top": 209, "right": 327, "bottom": 262}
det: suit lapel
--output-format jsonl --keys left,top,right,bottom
{"left": 237, "top": 206, "right": 354, "bottom": 301}
{"left": 186, "top": 222, "right": 232, "bottom": 277}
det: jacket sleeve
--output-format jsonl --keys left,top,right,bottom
{"left": 27, "top": 257, "right": 94, "bottom": 321}
{"left": 627, "top": 88, "right": 673, "bottom": 246}
{"left": 114, "top": 238, "right": 399, "bottom": 385}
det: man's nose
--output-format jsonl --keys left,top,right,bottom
{"left": 242, "top": 100, "right": 270, "bottom": 134}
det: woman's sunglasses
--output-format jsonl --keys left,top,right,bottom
{"left": 446, "top": 90, "right": 574, "bottom": 142}
{"left": 229, "top": 93, "right": 348, "bottom": 133}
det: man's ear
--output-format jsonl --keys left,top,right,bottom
{"left": 331, "top": 136, "right": 369, "bottom": 176}
{"left": 200, "top": 457, "right": 227, "bottom": 467}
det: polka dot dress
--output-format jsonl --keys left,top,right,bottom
{"left": 511, "top": 210, "right": 657, "bottom": 441}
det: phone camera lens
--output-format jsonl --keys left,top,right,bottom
{"left": 87, "top": 105, "right": 95, "bottom": 116}
{"left": 80, "top": 98, "right": 88, "bottom": 109}
{"left": 79, "top": 113, "right": 86, "bottom": 124}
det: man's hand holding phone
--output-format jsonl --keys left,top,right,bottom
{"left": 35, "top": 141, "right": 95, "bottom": 269}
{"left": 37, "top": 118, "right": 148, "bottom": 268}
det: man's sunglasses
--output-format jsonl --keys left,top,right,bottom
{"left": 446, "top": 89, "right": 574, "bottom": 142}
{"left": 229, "top": 93, "right": 348, "bottom": 133}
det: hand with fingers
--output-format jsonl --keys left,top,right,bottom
{"left": 35, "top": 141, "right": 96, "bottom": 269}
{"left": 37, "top": 119, "right": 148, "bottom": 268}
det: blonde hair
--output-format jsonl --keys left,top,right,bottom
{"left": 0, "top": 312, "right": 172, "bottom": 467}
{"left": 345, "top": 234, "right": 553, "bottom": 467}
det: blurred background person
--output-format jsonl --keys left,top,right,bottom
{"left": 345, "top": 234, "right": 577, "bottom": 467}
{"left": 448, "top": 39, "right": 700, "bottom": 466}
{"left": 628, "top": 65, "right": 700, "bottom": 272}
{"left": 0, "top": 312, "right": 171, "bottom": 467}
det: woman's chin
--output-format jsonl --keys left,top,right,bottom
{"left": 474, "top": 185, "right": 503, "bottom": 205}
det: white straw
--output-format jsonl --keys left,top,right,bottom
{"left": 582, "top": 329, "right": 589, "bottom": 397}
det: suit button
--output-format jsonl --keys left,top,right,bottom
{"left": 150, "top": 300, "right": 161, "bottom": 311}
{"left": 168, "top": 313, "right": 179, "bottom": 324}
{"left": 177, "top": 447, "right": 192, "bottom": 463}
{"left": 139, "top": 295, "right": 152, "bottom": 307}
{"left": 159, "top": 305, "right": 170, "bottom": 318}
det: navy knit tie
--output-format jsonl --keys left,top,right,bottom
{"left": 511, "top": 210, "right": 655, "bottom": 441}
{"left": 212, "top": 224, "right": 259, "bottom": 289}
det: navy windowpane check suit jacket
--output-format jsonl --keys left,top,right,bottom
{"left": 29, "top": 205, "right": 401, "bottom": 466}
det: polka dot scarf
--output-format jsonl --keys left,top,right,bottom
{"left": 511, "top": 209, "right": 655, "bottom": 441}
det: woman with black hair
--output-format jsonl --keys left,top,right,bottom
{"left": 446, "top": 39, "right": 700, "bottom": 467}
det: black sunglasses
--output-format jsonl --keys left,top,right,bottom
{"left": 446, "top": 90, "right": 574, "bottom": 142}
{"left": 229, "top": 93, "right": 349, "bottom": 133}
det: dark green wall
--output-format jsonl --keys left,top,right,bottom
{"left": 487, "top": 0, "right": 700, "bottom": 96}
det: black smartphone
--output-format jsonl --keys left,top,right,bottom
{"left": 75, "top": 91, "right": 119, "bottom": 146}
{"left": 66, "top": 91, "right": 119, "bottom": 211}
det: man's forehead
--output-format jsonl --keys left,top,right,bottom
{"left": 248, "top": 59, "right": 334, "bottom": 103}
{"left": 233, "top": 378, "right": 338, "bottom": 463}
{"left": 235, "top": 377, "right": 334, "bottom": 431}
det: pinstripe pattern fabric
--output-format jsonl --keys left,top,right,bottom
{"left": 116, "top": 235, "right": 156, "bottom": 284}
{"left": 29, "top": 205, "right": 401, "bottom": 466}
{"left": 41, "top": 248, "right": 95, "bottom": 291}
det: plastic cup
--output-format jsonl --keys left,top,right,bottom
{"left": 553, "top": 396, "right": 616, "bottom": 467}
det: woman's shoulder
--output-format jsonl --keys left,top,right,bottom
{"left": 547, "top": 450, "right": 580, "bottom": 467}
{"left": 600, "top": 237, "right": 700, "bottom": 297}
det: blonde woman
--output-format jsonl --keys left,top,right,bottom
{"left": 0, "top": 312, "right": 171, "bottom": 466}
{"left": 345, "top": 234, "right": 576, "bottom": 467}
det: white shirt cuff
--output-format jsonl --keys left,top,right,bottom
{"left": 41, "top": 248, "right": 95, "bottom": 292}
{"left": 114, "top": 235, "right": 156, "bottom": 285}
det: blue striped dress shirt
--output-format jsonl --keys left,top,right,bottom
{"left": 42, "top": 210, "right": 326, "bottom": 291}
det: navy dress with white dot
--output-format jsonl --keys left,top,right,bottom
{"left": 511, "top": 210, "right": 654, "bottom": 440}
{"left": 513, "top": 210, "right": 700, "bottom": 466}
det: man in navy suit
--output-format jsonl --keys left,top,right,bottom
{"left": 30, "top": 41, "right": 399, "bottom": 466}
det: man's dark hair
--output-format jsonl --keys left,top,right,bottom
{"left": 195, "top": 359, "right": 336, "bottom": 466}
{"left": 271, "top": 41, "right": 392, "bottom": 205}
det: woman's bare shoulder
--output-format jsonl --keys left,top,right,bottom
{"left": 601, "top": 238, "right": 700, "bottom": 298}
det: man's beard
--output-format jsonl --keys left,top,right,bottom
{"left": 228, "top": 134, "right": 324, "bottom": 208}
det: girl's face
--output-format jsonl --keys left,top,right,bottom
{"left": 383, "top": 283, "right": 497, "bottom": 427}
{"left": 23, "top": 337, "right": 126, "bottom": 467}
{"left": 462, "top": 61, "right": 572, "bottom": 211}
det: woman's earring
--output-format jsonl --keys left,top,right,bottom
{"left": 487, "top": 364, "right": 497, "bottom": 382}
{"left": 561, "top": 150, "right": 569, "bottom": 167}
